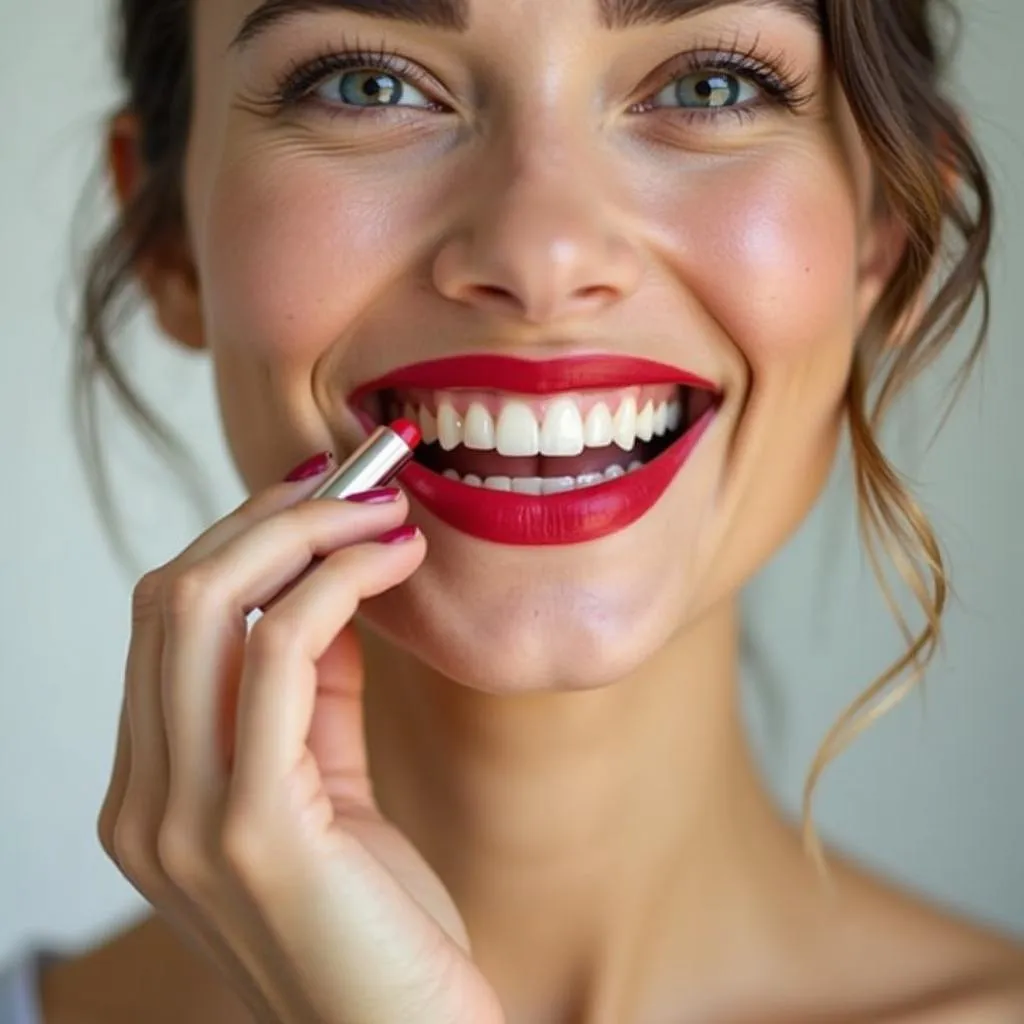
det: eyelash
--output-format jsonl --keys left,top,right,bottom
{"left": 270, "top": 41, "right": 445, "bottom": 116}
{"left": 266, "top": 36, "right": 812, "bottom": 125}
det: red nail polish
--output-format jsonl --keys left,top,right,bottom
{"left": 348, "top": 488, "right": 402, "bottom": 505}
{"left": 285, "top": 452, "right": 333, "bottom": 482}
{"left": 377, "top": 525, "right": 420, "bottom": 545}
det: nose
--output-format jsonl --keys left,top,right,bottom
{"left": 431, "top": 152, "right": 644, "bottom": 325}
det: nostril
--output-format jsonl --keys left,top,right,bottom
{"left": 473, "top": 284, "right": 518, "bottom": 305}
{"left": 576, "top": 284, "right": 617, "bottom": 303}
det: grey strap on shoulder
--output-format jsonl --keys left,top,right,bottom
{"left": 0, "top": 949, "right": 46, "bottom": 1024}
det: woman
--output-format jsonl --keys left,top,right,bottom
{"left": 5, "top": 0, "right": 1023, "bottom": 1021}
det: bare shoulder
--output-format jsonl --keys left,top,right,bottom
{"left": 38, "top": 914, "right": 253, "bottom": 1024}
{"left": 822, "top": 854, "right": 1024, "bottom": 1022}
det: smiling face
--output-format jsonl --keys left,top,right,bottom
{"left": 163, "top": 0, "right": 899, "bottom": 690}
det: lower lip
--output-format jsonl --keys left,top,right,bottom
{"left": 396, "top": 408, "right": 717, "bottom": 546}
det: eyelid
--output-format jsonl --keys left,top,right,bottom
{"left": 638, "top": 49, "right": 806, "bottom": 110}
{"left": 263, "top": 40, "right": 810, "bottom": 125}
{"left": 272, "top": 45, "right": 452, "bottom": 111}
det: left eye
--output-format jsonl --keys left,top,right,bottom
{"left": 314, "top": 69, "right": 433, "bottom": 108}
{"left": 650, "top": 70, "right": 760, "bottom": 110}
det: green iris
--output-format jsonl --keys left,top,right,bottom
{"left": 674, "top": 72, "right": 743, "bottom": 109}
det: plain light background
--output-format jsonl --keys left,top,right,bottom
{"left": 1, "top": 0, "right": 1022, "bottom": 964}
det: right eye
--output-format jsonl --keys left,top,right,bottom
{"left": 314, "top": 69, "right": 434, "bottom": 110}
{"left": 651, "top": 70, "right": 761, "bottom": 111}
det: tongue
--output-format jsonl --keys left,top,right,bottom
{"left": 420, "top": 444, "right": 648, "bottom": 479}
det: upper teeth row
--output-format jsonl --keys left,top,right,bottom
{"left": 403, "top": 396, "right": 683, "bottom": 456}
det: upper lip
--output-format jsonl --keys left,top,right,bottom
{"left": 349, "top": 353, "right": 721, "bottom": 402}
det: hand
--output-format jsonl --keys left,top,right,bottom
{"left": 97, "top": 461, "right": 504, "bottom": 1024}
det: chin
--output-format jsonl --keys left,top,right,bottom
{"left": 360, "top": 493, "right": 715, "bottom": 695}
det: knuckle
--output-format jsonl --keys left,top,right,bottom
{"left": 131, "top": 570, "right": 165, "bottom": 623}
{"left": 164, "top": 565, "right": 221, "bottom": 622}
{"left": 111, "top": 817, "right": 158, "bottom": 887}
{"left": 246, "top": 615, "right": 301, "bottom": 662}
{"left": 275, "top": 502, "right": 326, "bottom": 543}
{"left": 156, "top": 820, "right": 211, "bottom": 893}
{"left": 219, "top": 812, "right": 269, "bottom": 882}
{"left": 96, "top": 799, "right": 120, "bottom": 861}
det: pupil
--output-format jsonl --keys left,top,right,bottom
{"left": 342, "top": 72, "right": 400, "bottom": 105}
{"left": 681, "top": 73, "right": 737, "bottom": 108}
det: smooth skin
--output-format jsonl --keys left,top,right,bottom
{"left": 42, "top": 0, "right": 1024, "bottom": 1021}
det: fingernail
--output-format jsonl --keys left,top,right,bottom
{"left": 285, "top": 452, "right": 333, "bottom": 482}
{"left": 376, "top": 525, "right": 420, "bottom": 545}
{"left": 348, "top": 488, "right": 402, "bottom": 505}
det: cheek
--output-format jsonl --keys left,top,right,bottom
{"left": 199, "top": 158, "right": 392, "bottom": 361}
{"left": 645, "top": 149, "right": 861, "bottom": 383}
{"left": 190, "top": 146, "right": 441, "bottom": 485}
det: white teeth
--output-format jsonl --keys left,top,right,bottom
{"left": 628, "top": 460, "right": 644, "bottom": 472}
{"left": 420, "top": 406, "right": 438, "bottom": 445}
{"left": 542, "top": 476, "right": 577, "bottom": 494}
{"left": 583, "top": 403, "right": 614, "bottom": 448}
{"left": 666, "top": 399, "right": 683, "bottom": 433}
{"left": 440, "top": 465, "right": 635, "bottom": 490}
{"left": 511, "top": 477, "right": 543, "bottom": 495}
{"left": 437, "top": 401, "right": 463, "bottom": 451}
{"left": 464, "top": 402, "right": 496, "bottom": 451}
{"left": 539, "top": 398, "right": 585, "bottom": 457}
{"left": 403, "top": 389, "right": 691, "bottom": 454}
{"left": 614, "top": 397, "right": 638, "bottom": 451}
{"left": 496, "top": 401, "right": 540, "bottom": 457}
{"left": 636, "top": 400, "right": 654, "bottom": 442}
{"left": 653, "top": 402, "right": 668, "bottom": 437}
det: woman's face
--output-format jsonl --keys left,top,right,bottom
{"left": 171, "top": 0, "right": 896, "bottom": 691}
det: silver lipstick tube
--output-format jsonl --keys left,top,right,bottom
{"left": 311, "top": 425, "right": 416, "bottom": 501}
{"left": 246, "top": 424, "right": 417, "bottom": 628}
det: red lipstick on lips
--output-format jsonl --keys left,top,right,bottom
{"left": 351, "top": 355, "right": 720, "bottom": 546}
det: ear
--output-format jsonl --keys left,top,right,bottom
{"left": 854, "top": 196, "right": 910, "bottom": 339}
{"left": 108, "top": 112, "right": 206, "bottom": 352}
{"left": 855, "top": 128, "right": 963, "bottom": 347}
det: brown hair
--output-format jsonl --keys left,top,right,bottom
{"left": 76, "top": 0, "right": 993, "bottom": 854}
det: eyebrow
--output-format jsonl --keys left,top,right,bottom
{"left": 600, "top": 0, "right": 821, "bottom": 30}
{"left": 232, "top": 0, "right": 820, "bottom": 49}
{"left": 233, "top": 0, "right": 470, "bottom": 46}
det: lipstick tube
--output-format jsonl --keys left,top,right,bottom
{"left": 248, "top": 419, "right": 422, "bottom": 626}
{"left": 311, "top": 419, "right": 421, "bottom": 502}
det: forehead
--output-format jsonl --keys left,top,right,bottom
{"left": 229, "top": 0, "right": 821, "bottom": 45}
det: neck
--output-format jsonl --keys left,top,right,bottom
{"left": 362, "top": 601, "right": 799, "bottom": 1021}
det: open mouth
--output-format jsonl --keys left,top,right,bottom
{"left": 362, "top": 384, "right": 716, "bottom": 493}
{"left": 350, "top": 355, "right": 721, "bottom": 546}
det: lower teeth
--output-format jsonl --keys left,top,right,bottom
{"left": 442, "top": 462, "right": 644, "bottom": 492}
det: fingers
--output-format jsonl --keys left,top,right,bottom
{"left": 114, "top": 572, "right": 172, "bottom": 892}
{"left": 99, "top": 467, "right": 338, "bottom": 881}
{"left": 229, "top": 531, "right": 426, "bottom": 813}
{"left": 100, "top": 460, "right": 406, "bottom": 1024}
{"left": 96, "top": 698, "right": 131, "bottom": 861}
{"left": 160, "top": 494, "right": 412, "bottom": 828}
{"left": 172, "top": 462, "right": 339, "bottom": 571}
